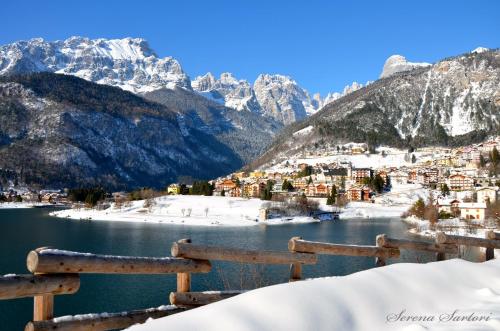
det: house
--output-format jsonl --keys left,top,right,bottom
{"left": 347, "top": 185, "right": 371, "bottom": 201}
{"left": 458, "top": 202, "right": 487, "bottom": 220}
{"left": 448, "top": 174, "right": 474, "bottom": 191}
{"left": 351, "top": 168, "right": 372, "bottom": 184}
{"left": 167, "top": 184, "right": 180, "bottom": 195}
{"left": 408, "top": 170, "right": 417, "bottom": 183}
{"left": 476, "top": 187, "right": 498, "bottom": 203}
{"left": 388, "top": 171, "right": 409, "bottom": 185}
{"left": 249, "top": 171, "right": 265, "bottom": 178}
{"left": 215, "top": 179, "right": 238, "bottom": 193}
{"left": 315, "top": 183, "right": 328, "bottom": 197}
{"left": 437, "top": 198, "right": 460, "bottom": 215}
{"left": 324, "top": 168, "right": 348, "bottom": 187}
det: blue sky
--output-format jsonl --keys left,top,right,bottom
{"left": 2, "top": 0, "right": 499, "bottom": 95}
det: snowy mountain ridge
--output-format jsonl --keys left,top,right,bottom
{"left": 192, "top": 72, "right": 367, "bottom": 124}
{"left": 0, "top": 36, "right": 191, "bottom": 93}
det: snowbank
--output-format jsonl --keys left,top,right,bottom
{"left": 50, "top": 195, "right": 319, "bottom": 227}
{"left": 128, "top": 258, "right": 500, "bottom": 331}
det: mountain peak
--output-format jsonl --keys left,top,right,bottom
{"left": 472, "top": 47, "right": 489, "bottom": 54}
{"left": 380, "top": 54, "right": 431, "bottom": 78}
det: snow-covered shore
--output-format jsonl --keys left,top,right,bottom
{"left": 0, "top": 202, "right": 53, "bottom": 209}
{"left": 50, "top": 195, "right": 319, "bottom": 227}
{"left": 128, "top": 258, "right": 500, "bottom": 331}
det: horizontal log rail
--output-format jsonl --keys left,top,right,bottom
{"left": 171, "top": 241, "right": 317, "bottom": 265}
{"left": 27, "top": 248, "right": 211, "bottom": 274}
{"left": 486, "top": 230, "right": 500, "bottom": 241}
{"left": 0, "top": 232, "right": 496, "bottom": 331}
{"left": 0, "top": 274, "right": 79, "bottom": 300}
{"left": 24, "top": 306, "right": 189, "bottom": 331}
{"left": 169, "top": 290, "right": 245, "bottom": 306}
{"left": 435, "top": 232, "right": 500, "bottom": 249}
{"left": 376, "top": 234, "right": 458, "bottom": 254}
{"left": 288, "top": 237, "right": 400, "bottom": 259}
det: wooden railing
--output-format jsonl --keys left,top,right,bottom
{"left": 0, "top": 230, "right": 498, "bottom": 331}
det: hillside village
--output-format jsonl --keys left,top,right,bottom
{"left": 194, "top": 137, "right": 500, "bottom": 222}
{"left": 3, "top": 137, "right": 500, "bottom": 226}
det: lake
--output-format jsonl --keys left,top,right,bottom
{"left": 0, "top": 207, "right": 429, "bottom": 330}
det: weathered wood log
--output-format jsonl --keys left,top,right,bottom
{"left": 485, "top": 231, "right": 495, "bottom": 261}
{"left": 0, "top": 274, "right": 79, "bottom": 300}
{"left": 375, "top": 235, "right": 386, "bottom": 266}
{"left": 289, "top": 262, "right": 302, "bottom": 282}
{"left": 172, "top": 242, "right": 317, "bottom": 265}
{"left": 485, "top": 230, "right": 500, "bottom": 241}
{"left": 176, "top": 239, "right": 192, "bottom": 293}
{"left": 27, "top": 248, "right": 211, "bottom": 274}
{"left": 376, "top": 234, "right": 458, "bottom": 254}
{"left": 435, "top": 232, "right": 500, "bottom": 249}
{"left": 34, "top": 294, "right": 53, "bottom": 321}
{"left": 25, "top": 306, "right": 188, "bottom": 331}
{"left": 288, "top": 237, "right": 399, "bottom": 259}
{"left": 169, "top": 291, "right": 244, "bottom": 306}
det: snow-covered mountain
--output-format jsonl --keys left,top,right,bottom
{"left": 192, "top": 72, "right": 367, "bottom": 124}
{"left": 0, "top": 37, "right": 191, "bottom": 93}
{"left": 380, "top": 54, "right": 431, "bottom": 78}
{"left": 252, "top": 48, "right": 500, "bottom": 169}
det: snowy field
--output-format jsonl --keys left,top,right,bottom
{"left": 341, "top": 183, "right": 428, "bottom": 219}
{"left": 128, "top": 258, "right": 500, "bottom": 331}
{"left": 263, "top": 146, "right": 439, "bottom": 173}
{"left": 50, "top": 195, "right": 319, "bottom": 226}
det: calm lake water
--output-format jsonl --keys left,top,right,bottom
{"left": 0, "top": 207, "right": 431, "bottom": 330}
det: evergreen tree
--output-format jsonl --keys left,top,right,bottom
{"left": 411, "top": 154, "right": 417, "bottom": 163}
{"left": 491, "top": 147, "right": 500, "bottom": 166}
{"left": 372, "top": 175, "right": 385, "bottom": 193}
{"left": 307, "top": 176, "right": 313, "bottom": 184}
{"left": 326, "top": 185, "right": 337, "bottom": 205}
{"left": 440, "top": 183, "right": 450, "bottom": 196}
{"left": 282, "top": 179, "right": 294, "bottom": 192}
{"left": 479, "top": 154, "right": 486, "bottom": 168}
{"left": 260, "top": 180, "right": 274, "bottom": 200}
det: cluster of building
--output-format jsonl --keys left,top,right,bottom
{"left": 0, "top": 184, "right": 68, "bottom": 205}
{"left": 166, "top": 138, "right": 500, "bottom": 221}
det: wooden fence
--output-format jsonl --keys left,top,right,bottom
{"left": 1, "top": 230, "right": 498, "bottom": 331}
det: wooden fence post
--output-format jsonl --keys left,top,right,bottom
{"left": 288, "top": 237, "right": 302, "bottom": 281}
{"left": 485, "top": 231, "right": 495, "bottom": 261}
{"left": 375, "top": 234, "right": 386, "bottom": 267}
{"left": 33, "top": 293, "right": 54, "bottom": 321}
{"left": 176, "top": 239, "right": 192, "bottom": 293}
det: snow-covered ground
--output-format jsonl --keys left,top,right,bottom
{"left": 341, "top": 184, "right": 428, "bottom": 219}
{"left": 0, "top": 202, "right": 52, "bottom": 209}
{"left": 128, "top": 258, "right": 500, "bottom": 331}
{"left": 50, "top": 195, "right": 319, "bottom": 227}
{"left": 264, "top": 146, "right": 440, "bottom": 173}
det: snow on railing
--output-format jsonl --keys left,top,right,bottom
{"left": 0, "top": 232, "right": 498, "bottom": 331}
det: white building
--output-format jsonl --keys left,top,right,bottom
{"left": 458, "top": 202, "right": 487, "bottom": 220}
{"left": 476, "top": 187, "right": 498, "bottom": 203}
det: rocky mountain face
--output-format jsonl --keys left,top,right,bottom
{"left": 0, "top": 36, "right": 368, "bottom": 126}
{"left": 0, "top": 37, "right": 191, "bottom": 93}
{"left": 0, "top": 73, "right": 245, "bottom": 189}
{"left": 0, "top": 37, "right": 284, "bottom": 188}
{"left": 192, "top": 72, "right": 367, "bottom": 125}
{"left": 252, "top": 49, "right": 500, "bottom": 168}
